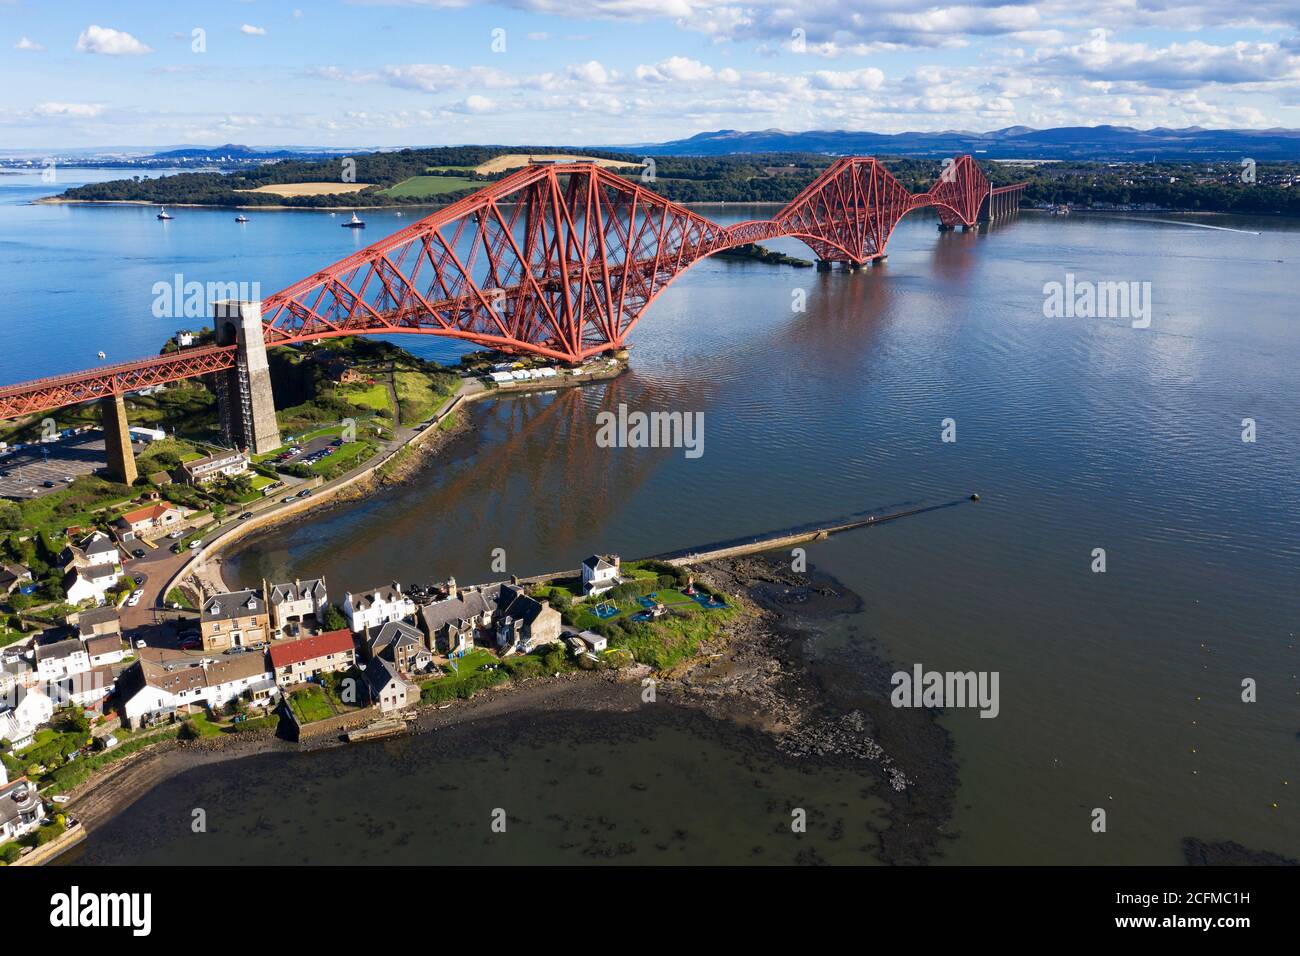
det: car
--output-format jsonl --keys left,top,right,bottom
{"left": 43, "top": 480, "right": 56, "bottom": 488}
{"left": 135, "top": 639, "right": 147, "bottom": 649}
{"left": 132, "top": 588, "right": 144, "bottom": 599}
{"left": 281, "top": 496, "right": 295, "bottom": 503}
{"left": 238, "top": 511, "right": 253, "bottom": 520}
{"left": 224, "top": 646, "right": 245, "bottom": 655}
{"left": 296, "top": 489, "right": 311, "bottom": 498}
{"left": 127, "top": 595, "right": 140, "bottom": 607}
{"left": 131, "top": 548, "right": 146, "bottom": 558}
{"left": 63, "top": 475, "right": 74, "bottom": 483}
{"left": 168, "top": 530, "right": 184, "bottom": 539}
{"left": 330, "top": 438, "right": 344, "bottom": 447}
{"left": 177, "top": 629, "right": 199, "bottom": 641}
{"left": 170, "top": 543, "right": 183, "bottom": 553}
{"left": 188, "top": 540, "right": 202, "bottom": 550}
{"left": 179, "top": 639, "right": 201, "bottom": 651}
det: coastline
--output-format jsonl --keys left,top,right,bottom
{"left": 58, "top": 553, "right": 958, "bottom": 866}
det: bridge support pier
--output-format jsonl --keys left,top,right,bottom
{"left": 100, "top": 393, "right": 137, "bottom": 486}
{"left": 212, "top": 300, "right": 281, "bottom": 455}
{"left": 816, "top": 259, "right": 833, "bottom": 272}
{"left": 937, "top": 223, "right": 954, "bottom": 232}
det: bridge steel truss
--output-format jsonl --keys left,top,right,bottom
{"left": 0, "top": 156, "right": 1025, "bottom": 420}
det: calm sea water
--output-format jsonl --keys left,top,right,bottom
{"left": 4, "top": 170, "right": 1297, "bottom": 865}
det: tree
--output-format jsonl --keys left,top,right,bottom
{"left": 321, "top": 604, "right": 348, "bottom": 631}
{"left": 0, "top": 500, "right": 20, "bottom": 532}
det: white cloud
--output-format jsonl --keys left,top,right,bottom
{"left": 241, "top": 24, "right": 268, "bottom": 36}
{"left": 75, "top": 25, "right": 152, "bottom": 56}
{"left": 33, "top": 102, "right": 105, "bottom": 118}
{"left": 14, "top": 36, "right": 45, "bottom": 52}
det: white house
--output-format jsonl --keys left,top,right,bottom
{"left": 34, "top": 638, "right": 91, "bottom": 681}
{"left": 120, "top": 649, "right": 278, "bottom": 729}
{"left": 63, "top": 563, "right": 122, "bottom": 605}
{"left": 182, "top": 450, "right": 250, "bottom": 485}
{"left": 343, "top": 583, "right": 415, "bottom": 634}
{"left": 0, "top": 778, "right": 45, "bottom": 843}
{"left": 364, "top": 657, "right": 418, "bottom": 713}
{"left": 115, "top": 501, "right": 184, "bottom": 538}
{"left": 85, "top": 634, "right": 126, "bottom": 667}
{"left": 581, "top": 554, "right": 622, "bottom": 596}
{"left": 0, "top": 687, "right": 55, "bottom": 749}
{"left": 64, "top": 531, "right": 119, "bottom": 569}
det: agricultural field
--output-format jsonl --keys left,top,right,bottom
{"left": 382, "top": 175, "right": 481, "bottom": 199}
{"left": 234, "top": 182, "right": 373, "bottom": 197}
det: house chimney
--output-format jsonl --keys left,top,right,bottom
{"left": 446, "top": 576, "right": 457, "bottom": 599}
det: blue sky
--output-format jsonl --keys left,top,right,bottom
{"left": 2, "top": 0, "right": 1297, "bottom": 148}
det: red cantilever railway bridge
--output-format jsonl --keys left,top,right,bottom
{"left": 0, "top": 155, "right": 1026, "bottom": 421}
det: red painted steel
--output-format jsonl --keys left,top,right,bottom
{"left": 0, "top": 156, "right": 1024, "bottom": 420}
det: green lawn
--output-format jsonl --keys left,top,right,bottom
{"left": 383, "top": 175, "right": 481, "bottom": 199}
{"left": 394, "top": 368, "right": 457, "bottom": 425}
{"left": 340, "top": 382, "right": 391, "bottom": 413}
{"left": 288, "top": 685, "right": 334, "bottom": 724}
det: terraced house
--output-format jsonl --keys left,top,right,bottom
{"left": 200, "top": 589, "right": 270, "bottom": 651}
{"left": 266, "top": 577, "right": 329, "bottom": 635}
{"left": 268, "top": 629, "right": 356, "bottom": 688}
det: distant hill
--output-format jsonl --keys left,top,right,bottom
{"left": 633, "top": 126, "right": 1300, "bottom": 160}
{"left": 147, "top": 143, "right": 347, "bottom": 161}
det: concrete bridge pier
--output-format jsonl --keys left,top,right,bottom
{"left": 212, "top": 300, "right": 281, "bottom": 455}
{"left": 816, "top": 259, "right": 833, "bottom": 272}
{"left": 100, "top": 393, "right": 137, "bottom": 486}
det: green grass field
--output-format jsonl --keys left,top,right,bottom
{"left": 288, "top": 686, "right": 334, "bottom": 724}
{"left": 383, "top": 175, "right": 481, "bottom": 199}
{"left": 339, "top": 381, "right": 391, "bottom": 412}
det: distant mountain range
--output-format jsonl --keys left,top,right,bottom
{"left": 631, "top": 126, "right": 1300, "bottom": 160}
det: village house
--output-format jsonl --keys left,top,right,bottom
{"left": 581, "top": 553, "right": 622, "bottom": 596}
{"left": 366, "top": 620, "right": 432, "bottom": 674}
{"left": 34, "top": 638, "right": 91, "bottom": 682}
{"left": 0, "top": 686, "right": 54, "bottom": 749}
{"left": 84, "top": 633, "right": 126, "bottom": 667}
{"left": 363, "top": 657, "right": 418, "bottom": 713}
{"left": 115, "top": 500, "right": 185, "bottom": 538}
{"left": 0, "top": 777, "right": 45, "bottom": 843}
{"left": 119, "top": 648, "right": 278, "bottom": 729}
{"left": 72, "top": 606, "right": 121, "bottom": 641}
{"left": 266, "top": 578, "right": 329, "bottom": 635}
{"left": 417, "top": 580, "right": 561, "bottom": 656}
{"left": 200, "top": 589, "right": 270, "bottom": 652}
{"left": 181, "top": 449, "right": 250, "bottom": 485}
{"left": 268, "top": 629, "right": 356, "bottom": 688}
{"left": 62, "top": 562, "right": 122, "bottom": 606}
{"left": 0, "top": 561, "right": 32, "bottom": 597}
{"left": 343, "top": 582, "right": 415, "bottom": 633}
{"left": 46, "top": 664, "right": 116, "bottom": 712}
{"left": 61, "top": 531, "right": 119, "bottom": 570}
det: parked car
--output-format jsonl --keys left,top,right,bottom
{"left": 179, "top": 639, "right": 202, "bottom": 651}
{"left": 168, "top": 530, "right": 184, "bottom": 539}
{"left": 131, "top": 548, "right": 146, "bottom": 558}
{"left": 63, "top": 475, "right": 75, "bottom": 483}
{"left": 188, "top": 540, "right": 202, "bottom": 550}
{"left": 170, "top": 543, "right": 183, "bottom": 553}
{"left": 135, "top": 638, "right": 147, "bottom": 648}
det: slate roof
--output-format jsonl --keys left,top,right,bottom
{"left": 268, "top": 578, "right": 327, "bottom": 605}
{"left": 204, "top": 589, "right": 264, "bottom": 622}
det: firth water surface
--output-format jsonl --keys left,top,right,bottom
{"left": 3, "top": 170, "right": 1296, "bottom": 864}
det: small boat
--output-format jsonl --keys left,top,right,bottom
{"left": 235, "top": 214, "right": 249, "bottom": 223}
{"left": 342, "top": 212, "right": 366, "bottom": 229}
{"left": 156, "top": 206, "right": 173, "bottom": 220}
